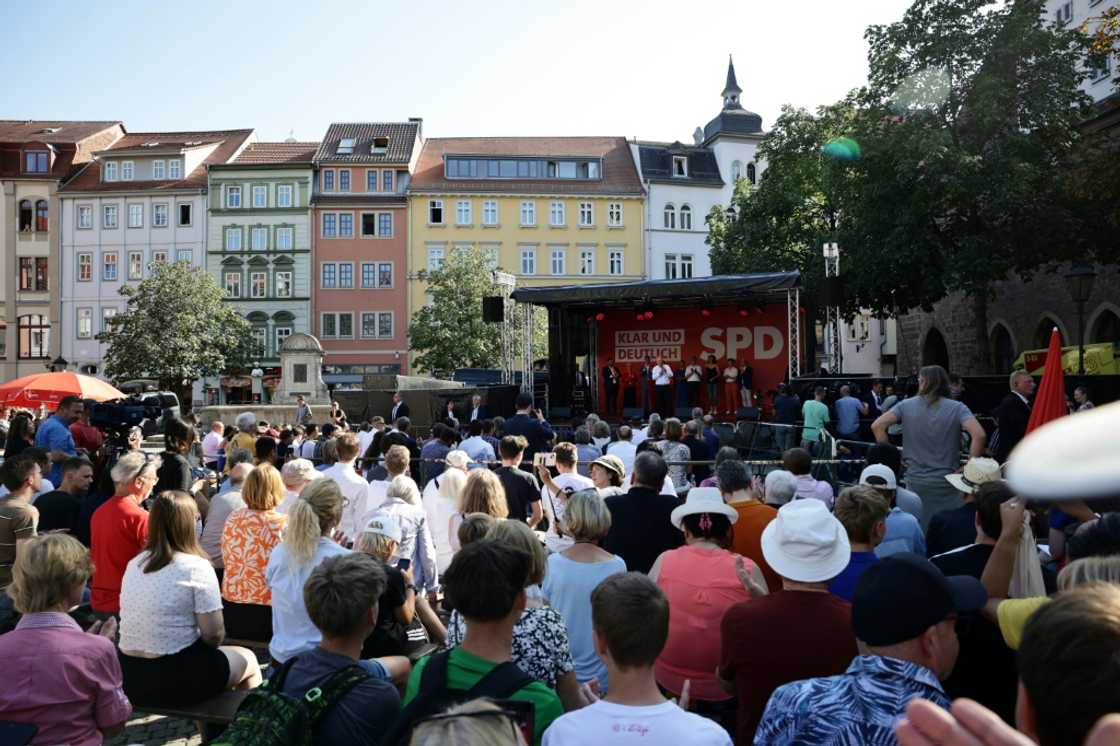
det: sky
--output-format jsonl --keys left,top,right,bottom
{"left": 3, "top": 0, "right": 916, "bottom": 144}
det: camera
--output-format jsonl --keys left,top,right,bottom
{"left": 89, "top": 396, "right": 161, "bottom": 434}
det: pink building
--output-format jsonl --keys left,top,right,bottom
{"left": 312, "top": 120, "right": 422, "bottom": 379}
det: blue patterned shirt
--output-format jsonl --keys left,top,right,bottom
{"left": 754, "top": 655, "right": 950, "bottom": 746}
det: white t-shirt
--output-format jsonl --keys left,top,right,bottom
{"left": 541, "top": 471, "right": 595, "bottom": 553}
{"left": 356, "top": 429, "right": 376, "bottom": 459}
{"left": 201, "top": 431, "right": 224, "bottom": 461}
{"left": 652, "top": 364, "right": 673, "bottom": 386}
{"left": 685, "top": 364, "right": 703, "bottom": 382}
{"left": 623, "top": 472, "right": 678, "bottom": 497}
{"left": 267, "top": 537, "right": 350, "bottom": 663}
{"left": 421, "top": 477, "right": 459, "bottom": 573}
{"left": 606, "top": 440, "right": 637, "bottom": 475}
{"left": 543, "top": 700, "right": 731, "bottom": 746}
{"left": 322, "top": 461, "right": 372, "bottom": 540}
{"left": 118, "top": 551, "right": 223, "bottom": 656}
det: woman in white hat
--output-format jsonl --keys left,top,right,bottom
{"left": 647, "top": 487, "right": 769, "bottom": 722}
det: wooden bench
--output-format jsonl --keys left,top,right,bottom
{"left": 135, "top": 689, "right": 249, "bottom": 743}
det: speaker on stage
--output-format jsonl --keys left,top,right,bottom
{"left": 482, "top": 296, "right": 504, "bottom": 323}
{"left": 623, "top": 407, "right": 644, "bottom": 421}
{"left": 736, "top": 406, "right": 760, "bottom": 421}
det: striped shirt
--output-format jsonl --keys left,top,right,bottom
{"left": 0, "top": 497, "right": 38, "bottom": 588}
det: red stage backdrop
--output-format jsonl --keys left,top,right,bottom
{"left": 598, "top": 304, "right": 789, "bottom": 395}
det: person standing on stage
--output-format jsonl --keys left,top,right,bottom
{"left": 705, "top": 354, "right": 721, "bottom": 415}
{"left": 651, "top": 356, "right": 674, "bottom": 417}
{"left": 684, "top": 356, "right": 703, "bottom": 410}
{"left": 602, "top": 360, "right": 621, "bottom": 417}
{"left": 722, "top": 359, "right": 740, "bottom": 416}
{"left": 640, "top": 357, "right": 653, "bottom": 415}
{"left": 740, "top": 362, "right": 754, "bottom": 409}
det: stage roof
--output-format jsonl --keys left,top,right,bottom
{"left": 510, "top": 271, "right": 800, "bottom": 308}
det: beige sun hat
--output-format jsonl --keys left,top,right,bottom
{"left": 944, "top": 457, "right": 1002, "bottom": 494}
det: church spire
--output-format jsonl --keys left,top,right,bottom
{"left": 722, "top": 54, "right": 742, "bottom": 110}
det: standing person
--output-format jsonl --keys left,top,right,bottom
{"left": 201, "top": 421, "right": 225, "bottom": 471}
{"left": 859, "top": 464, "right": 926, "bottom": 558}
{"left": 872, "top": 365, "right": 987, "bottom": 530}
{"left": 154, "top": 417, "right": 210, "bottom": 518}
{"left": 739, "top": 362, "right": 754, "bottom": 409}
{"left": 601, "top": 452, "right": 683, "bottom": 574}
{"left": 605, "top": 425, "right": 637, "bottom": 475}
{"left": 639, "top": 357, "right": 653, "bottom": 415}
{"left": 420, "top": 450, "right": 469, "bottom": 573}
{"left": 542, "top": 573, "right": 732, "bottom": 746}
{"left": 225, "top": 412, "right": 258, "bottom": 473}
{"left": 467, "top": 394, "right": 488, "bottom": 423}
{"left": 993, "top": 369, "right": 1035, "bottom": 463}
{"left": 389, "top": 391, "right": 409, "bottom": 422}
{"left": 0, "top": 456, "right": 41, "bottom": 591}
{"left": 503, "top": 392, "right": 555, "bottom": 464}
{"left": 651, "top": 355, "right": 675, "bottom": 419}
{"left": 866, "top": 381, "right": 885, "bottom": 418}
{"left": 366, "top": 475, "right": 440, "bottom": 607}
{"left": 68, "top": 400, "right": 104, "bottom": 456}
{"left": 90, "top": 451, "right": 161, "bottom": 615}
{"left": 800, "top": 386, "right": 830, "bottom": 454}
{"left": 828, "top": 486, "right": 889, "bottom": 602}
{"left": 295, "top": 394, "right": 313, "bottom": 426}
{"left": 834, "top": 385, "right": 868, "bottom": 445}
{"left": 772, "top": 384, "right": 801, "bottom": 453}
{"left": 602, "top": 360, "right": 621, "bottom": 416}
{"left": 705, "top": 354, "right": 722, "bottom": 415}
{"left": 322, "top": 432, "right": 373, "bottom": 542}
{"left": 3, "top": 414, "right": 36, "bottom": 459}
{"left": 460, "top": 420, "right": 496, "bottom": 466}
{"left": 34, "top": 456, "right": 94, "bottom": 534}
{"left": 660, "top": 418, "right": 691, "bottom": 492}
{"left": 684, "top": 356, "right": 703, "bottom": 410}
{"left": 34, "top": 395, "right": 82, "bottom": 486}
{"left": 420, "top": 424, "right": 457, "bottom": 486}
{"left": 536, "top": 442, "right": 594, "bottom": 553}
{"left": 718, "top": 499, "right": 856, "bottom": 744}
{"left": 495, "top": 435, "right": 543, "bottom": 527}
{"left": 718, "top": 459, "right": 780, "bottom": 592}
{"left": 1073, "top": 385, "right": 1095, "bottom": 412}
{"left": 722, "top": 359, "right": 740, "bottom": 416}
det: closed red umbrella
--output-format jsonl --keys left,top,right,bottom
{"left": 0, "top": 372, "right": 125, "bottom": 410}
{"left": 1025, "top": 327, "right": 1067, "bottom": 435}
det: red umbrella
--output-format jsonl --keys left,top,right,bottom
{"left": 1025, "top": 327, "right": 1067, "bottom": 435}
{"left": 0, "top": 372, "right": 125, "bottom": 410}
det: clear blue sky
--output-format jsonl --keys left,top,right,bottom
{"left": 3, "top": 0, "right": 915, "bottom": 143}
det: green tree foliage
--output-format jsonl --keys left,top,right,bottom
{"left": 97, "top": 261, "right": 255, "bottom": 406}
{"left": 408, "top": 249, "right": 546, "bottom": 375}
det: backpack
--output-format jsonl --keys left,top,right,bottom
{"left": 211, "top": 658, "right": 370, "bottom": 746}
{"left": 383, "top": 650, "right": 535, "bottom": 746}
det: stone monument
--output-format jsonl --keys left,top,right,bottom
{"left": 275, "top": 332, "right": 330, "bottom": 404}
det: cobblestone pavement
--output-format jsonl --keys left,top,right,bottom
{"left": 106, "top": 713, "right": 201, "bottom": 746}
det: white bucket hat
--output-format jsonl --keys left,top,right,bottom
{"left": 1007, "top": 401, "right": 1120, "bottom": 500}
{"left": 363, "top": 514, "right": 402, "bottom": 544}
{"left": 944, "top": 457, "right": 1001, "bottom": 494}
{"left": 670, "top": 487, "right": 739, "bottom": 529}
{"left": 760, "top": 500, "right": 850, "bottom": 583}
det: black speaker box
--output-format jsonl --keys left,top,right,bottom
{"left": 482, "top": 296, "right": 504, "bottom": 322}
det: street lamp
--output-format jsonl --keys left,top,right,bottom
{"left": 1065, "top": 262, "right": 1097, "bottom": 377}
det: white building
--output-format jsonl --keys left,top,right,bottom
{"left": 58, "top": 129, "right": 254, "bottom": 381}
{"left": 1046, "top": 0, "right": 1118, "bottom": 103}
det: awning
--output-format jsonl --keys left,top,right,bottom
{"left": 323, "top": 374, "right": 364, "bottom": 385}
{"left": 510, "top": 271, "right": 800, "bottom": 309}
{"left": 219, "top": 375, "right": 252, "bottom": 388}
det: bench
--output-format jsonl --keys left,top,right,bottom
{"left": 135, "top": 689, "right": 249, "bottom": 743}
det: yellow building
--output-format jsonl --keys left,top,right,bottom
{"left": 407, "top": 137, "right": 646, "bottom": 351}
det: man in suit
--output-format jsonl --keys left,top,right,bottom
{"left": 389, "top": 391, "right": 409, "bottom": 422}
{"left": 501, "top": 391, "right": 554, "bottom": 463}
{"left": 994, "top": 369, "right": 1035, "bottom": 463}
{"left": 602, "top": 361, "right": 621, "bottom": 416}
{"left": 467, "top": 394, "right": 489, "bottom": 423}
{"left": 380, "top": 416, "right": 421, "bottom": 483}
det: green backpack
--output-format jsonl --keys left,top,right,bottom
{"left": 212, "top": 659, "right": 370, "bottom": 746}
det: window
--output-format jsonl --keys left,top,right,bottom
{"left": 1055, "top": 1, "right": 1072, "bottom": 24}
{"left": 608, "top": 202, "right": 623, "bottom": 227}
{"left": 227, "top": 186, "right": 241, "bottom": 208}
{"left": 322, "top": 213, "right": 337, "bottom": 238}
{"left": 17, "top": 315, "right": 50, "bottom": 359}
{"left": 339, "top": 263, "right": 354, "bottom": 288}
{"left": 225, "top": 227, "right": 242, "bottom": 250}
{"left": 121, "top": 161, "right": 133, "bottom": 181}
{"left": 520, "top": 246, "right": 537, "bottom": 275}
{"left": 153, "top": 203, "right": 168, "bottom": 227}
{"left": 276, "top": 271, "right": 292, "bottom": 298}
{"left": 275, "top": 327, "right": 292, "bottom": 352}
{"left": 456, "top": 200, "right": 472, "bottom": 225}
{"left": 128, "top": 204, "right": 143, "bottom": 228}
{"left": 34, "top": 200, "right": 48, "bottom": 232}
{"left": 252, "top": 185, "right": 267, "bottom": 208}
{"left": 103, "top": 204, "right": 118, "bottom": 229}
{"left": 103, "top": 252, "right": 118, "bottom": 281}
{"left": 367, "top": 170, "right": 378, "bottom": 191}
{"left": 251, "top": 227, "right": 267, "bottom": 251}
{"left": 372, "top": 137, "right": 388, "bottom": 154}
{"left": 251, "top": 327, "right": 267, "bottom": 356}
{"left": 378, "top": 213, "right": 392, "bottom": 237}
{"left": 152, "top": 160, "right": 165, "bottom": 179}
{"left": 250, "top": 272, "right": 267, "bottom": 298}
{"left": 362, "top": 312, "right": 393, "bottom": 339}
{"left": 18, "top": 258, "right": 48, "bottom": 291}
{"left": 680, "top": 204, "right": 692, "bottom": 230}
{"left": 168, "top": 159, "right": 182, "bottom": 179}
{"left": 664, "top": 253, "right": 693, "bottom": 279}
{"left": 337, "top": 137, "right": 355, "bottom": 155}
{"left": 382, "top": 170, "right": 393, "bottom": 192}
{"left": 1091, "top": 55, "right": 1112, "bottom": 82}
{"left": 427, "top": 246, "right": 444, "bottom": 272}
{"left": 429, "top": 200, "right": 444, "bottom": 224}
{"left": 579, "top": 247, "right": 595, "bottom": 275}
{"left": 224, "top": 272, "right": 241, "bottom": 297}
{"left": 151, "top": 250, "right": 168, "bottom": 264}
{"left": 483, "top": 200, "right": 498, "bottom": 226}
{"left": 665, "top": 253, "right": 678, "bottom": 279}
{"left": 101, "top": 308, "right": 117, "bottom": 333}
{"left": 747, "top": 163, "right": 757, "bottom": 185}
{"left": 339, "top": 170, "right": 351, "bottom": 192}
{"left": 550, "top": 247, "right": 566, "bottom": 275}
{"left": 663, "top": 204, "right": 676, "bottom": 229}
{"left": 549, "top": 201, "right": 566, "bottom": 226}
{"left": 361, "top": 262, "right": 376, "bottom": 288}
{"left": 178, "top": 203, "right": 192, "bottom": 226}
{"left": 361, "top": 213, "right": 377, "bottom": 237}
{"left": 672, "top": 156, "right": 688, "bottom": 177}
{"left": 378, "top": 262, "right": 393, "bottom": 288}
{"left": 321, "top": 170, "right": 334, "bottom": 192}
{"left": 24, "top": 151, "right": 49, "bottom": 173}
{"left": 482, "top": 244, "right": 500, "bottom": 269}
{"left": 176, "top": 249, "right": 193, "bottom": 263}
{"left": 103, "top": 162, "right": 118, "bottom": 181}
{"left": 77, "top": 308, "right": 93, "bottom": 339}
{"left": 77, "top": 253, "right": 92, "bottom": 282}
{"left": 321, "top": 263, "right": 337, "bottom": 288}
{"left": 321, "top": 312, "right": 353, "bottom": 338}
{"left": 78, "top": 205, "right": 92, "bottom": 229}
{"left": 18, "top": 200, "right": 32, "bottom": 231}
{"left": 578, "top": 202, "right": 593, "bottom": 227}
{"left": 276, "top": 226, "right": 293, "bottom": 250}
{"left": 520, "top": 201, "right": 536, "bottom": 226}
{"left": 128, "top": 251, "right": 143, "bottom": 280}
{"left": 339, "top": 213, "right": 353, "bottom": 237}
{"left": 609, "top": 248, "right": 624, "bottom": 275}
{"left": 277, "top": 184, "right": 293, "bottom": 207}
{"left": 680, "top": 254, "right": 694, "bottom": 278}
{"left": 731, "top": 161, "right": 741, "bottom": 181}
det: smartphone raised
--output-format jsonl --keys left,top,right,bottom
{"left": 397, "top": 558, "right": 411, "bottom": 571}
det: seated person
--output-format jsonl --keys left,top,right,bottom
{"left": 355, "top": 514, "right": 428, "bottom": 658}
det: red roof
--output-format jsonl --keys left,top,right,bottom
{"left": 61, "top": 129, "right": 254, "bottom": 192}
{"left": 0, "top": 120, "right": 123, "bottom": 144}
{"left": 0, "top": 121, "right": 124, "bottom": 180}
{"left": 410, "top": 137, "right": 644, "bottom": 195}
{"left": 231, "top": 141, "right": 319, "bottom": 164}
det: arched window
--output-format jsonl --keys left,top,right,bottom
{"left": 35, "top": 200, "right": 48, "bottom": 232}
{"left": 731, "top": 161, "right": 741, "bottom": 181}
{"left": 17, "top": 314, "right": 50, "bottom": 359}
{"left": 1034, "top": 317, "right": 1063, "bottom": 349}
{"left": 18, "top": 200, "right": 32, "bottom": 232}
{"left": 663, "top": 203, "right": 676, "bottom": 230}
{"left": 1090, "top": 308, "right": 1120, "bottom": 343}
{"left": 746, "top": 163, "right": 757, "bottom": 185}
{"left": 679, "top": 204, "right": 692, "bottom": 230}
{"left": 921, "top": 327, "right": 950, "bottom": 370}
{"left": 990, "top": 324, "right": 1016, "bottom": 373}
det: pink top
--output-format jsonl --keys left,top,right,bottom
{"left": 0, "top": 612, "right": 132, "bottom": 745}
{"left": 654, "top": 544, "right": 752, "bottom": 702}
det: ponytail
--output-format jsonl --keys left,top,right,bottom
{"left": 285, "top": 479, "right": 343, "bottom": 564}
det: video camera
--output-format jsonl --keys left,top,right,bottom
{"left": 89, "top": 396, "right": 162, "bottom": 434}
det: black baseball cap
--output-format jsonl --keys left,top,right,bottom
{"left": 852, "top": 552, "right": 987, "bottom": 646}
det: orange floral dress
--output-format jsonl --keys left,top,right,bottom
{"left": 221, "top": 508, "right": 286, "bottom": 605}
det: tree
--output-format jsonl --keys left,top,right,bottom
{"left": 97, "top": 261, "right": 255, "bottom": 408}
{"left": 408, "top": 249, "right": 546, "bottom": 375}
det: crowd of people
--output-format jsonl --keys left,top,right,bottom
{"left": 0, "top": 368, "right": 1118, "bottom": 746}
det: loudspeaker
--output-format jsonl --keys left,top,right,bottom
{"left": 482, "top": 296, "right": 504, "bottom": 323}
{"left": 736, "top": 406, "right": 760, "bottom": 421}
{"left": 623, "top": 407, "right": 645, "bottom": 421}
{"left": 820, "top": 277, "right": 845, "bottom": 306}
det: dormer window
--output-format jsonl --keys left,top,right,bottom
{"left": 372, "top": 137, "right": 389, "bottom": 154}
{"left": 169, "top": 159, "right": 182, "bottom": 179}
{"left": 121, "top": 161, "right": 134, "bottom": 181}
{"left": 24, "top": 151, "right": 49, "bottom": 173}
{"left": 673, "top": 156, "right": 688, "bottom": 177}
{"left": 104, "top": 162, "right": 118, "bottom": 181}
{"left": 152, "top": 160, "right": 166, "bottom": 179}
{"left": 337, "top": 138, "right": 355, "bottom": 155}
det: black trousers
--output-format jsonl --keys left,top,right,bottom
{"left": 655, "top": 385, "right": 673, "bottom": 417}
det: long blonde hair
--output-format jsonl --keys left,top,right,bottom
{"left": 286, "top": 479, "right": 344, "bottom": 564}
{"left": 460, "top": 469, "right": 508, "bottom": 518}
